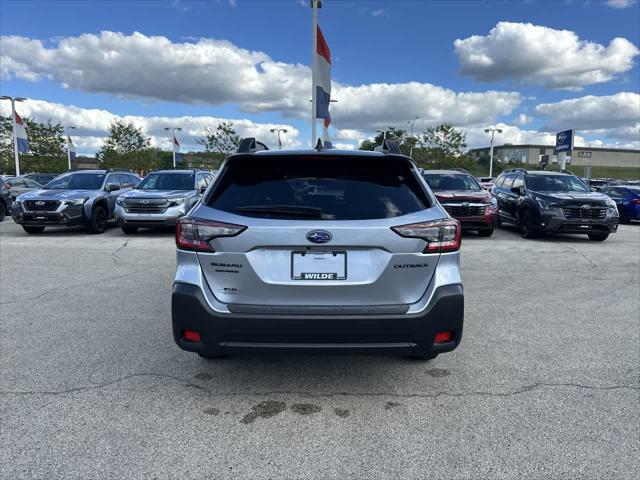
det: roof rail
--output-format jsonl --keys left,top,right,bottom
{"left": 373, "top": 139, "right": 402, "bottom": 154}
{"left": 559, "top": 169, "right": 575, "bottom": 175}
{"left": 451, "top": 168, "right": 470, "bottom": 174}
{"left": 501, "top": 168, "right": 528, "bottom": 174}
{"left": 106, "top": 168, "right": 135, "bottom": 173}
{"left": 237, "top": 137, "right": 269, "bottom": 153}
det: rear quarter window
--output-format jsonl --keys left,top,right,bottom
{"left": 207, "top": 155, "right": 431, "bottom": 220}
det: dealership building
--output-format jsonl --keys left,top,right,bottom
{"left": 469, "top": 144, "right": 640, "bottom": 169}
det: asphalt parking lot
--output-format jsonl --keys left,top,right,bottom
{"left": 1, "top": 219, "right": 638, "bottom": 480}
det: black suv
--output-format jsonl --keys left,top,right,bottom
{"left": 491, "top": 169, "right": 619, "bottom": 241}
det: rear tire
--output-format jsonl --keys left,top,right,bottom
{"left": 588, "top": 232, "right": 610, "bottom": 241}
{"left": 89, "top": 206, "right": 108, "bottom": 234}
{"left": 477, "top": 228, "right": 494, "bottom": 237}
{"left": 519, "top": 210, "right": 539, "bottom": 239}
{"left": 0, "top": 202, "right": 5, "bottom": 222}
{"left": 198, "top": 352, "right": 225, "bottom": 360}
{"left": 23, "top": 226, "right": 45, "bottom": 234}
{"left": 121, "top": 226, "right": 138, "bottom": 234}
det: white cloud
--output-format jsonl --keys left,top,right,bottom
{"left": 606, "top": 0, "right": 638, "bottom": 9}
{"left": 0, "top": 31, "right": 522, "bottom": 132}
{"left": 331, "top": 142, "right": 357, "bottom": 150}
{"left": 331, "top": 82, "right": 521, "bottom": 130}
{"left": 371, "top": 9, "right": 386, "bottom": 17}
{"left": 454, "top": 22, "right": 639, "bottom": 90}
{"left": 534, "top": 92, "right": 640, "bottom": 134}
{"left": 513, "top": 114, "right": 532, "bottom": 126}
{"left": 0, "top": 32, "right": 311, "bottom": 115}
{"left": 334, "top": 128, "right": 365, "bottom": 141}
{"left": 0, "top": 99, "right": 301, "bottom": 154}
{"left": 464, "top": 123, "right": 594, "bottom": 149}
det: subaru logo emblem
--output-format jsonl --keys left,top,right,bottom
{"left": 35, "top": 201, "right": 45, "bottom": 206}
{"left": 581, "top": 204, "right": 591, "bottom": 210}
{"left": 140, "top": 200, "right": 149, "bottom": 205}
{"left": 306, "top": 230, "right": 332, "bottom": 244}
{"left": 558, "top": 133, "right": 567, "bottom": 142}
{"left": 461, "top": 202, "right": 469, "bottom": 208}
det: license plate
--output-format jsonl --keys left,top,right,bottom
{"left": 291, "top": 251, "right": 347, "bottom": 280}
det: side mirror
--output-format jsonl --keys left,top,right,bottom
{"left": 199, "top": 185, "right": 207, "bottom": 194}
{"left": 105, "top": 183, "right": 120, "bottom": 192}
{"left": 511, "top": 186, "right": 524, "bottom": 196}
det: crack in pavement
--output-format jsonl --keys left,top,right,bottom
{"left": 0, "top": 271, "right": 141, "bottom": 306}
{"left": 561, "top": 244, "right": 598, "bottom": 269}
{"left": 1, "top": 372, "right": 638, "bottom": 400}
{"left": 111, "top": 239, "right": 129, "bottom": 264}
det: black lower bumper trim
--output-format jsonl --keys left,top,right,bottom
{"left": 171, "top": 282, "right": 464, "bottom": 356}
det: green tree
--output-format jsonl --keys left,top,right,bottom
{"left": 358, "top": 127, "right": 408, "bottom": 151}
{"left": 97, "top": 120, "right": 151, "bottom": 159}
{"left": 197, "top": 121, "right": 241, "bottom": 157}
{"left": 421, "top": 123, "right": 467, "bottom": 157}
{"left": 0, "top": 115, "right": 67, "bottom": 175}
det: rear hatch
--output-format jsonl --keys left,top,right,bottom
{"left": 190, "top": 153, "right": 447, "bottom": 309}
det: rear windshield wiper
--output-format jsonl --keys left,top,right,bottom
{"left": 235, "top": 205, "right": 323, "bottom": 219}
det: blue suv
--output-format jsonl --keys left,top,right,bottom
{"left": 11, "top": 169, "right": 140, "bottom": 234}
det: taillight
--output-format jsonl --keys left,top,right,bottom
{"left": 176, "top": 218, "right": 246, "bottom": 251}
{"left": 391, "top": 219, "right": 461, "bottom": 253}
{"left": 632, "top": 198, "right": 640, "bottom": 205}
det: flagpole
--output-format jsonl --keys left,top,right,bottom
{"left": 11, "top": 100, "right": 20, "bottom": 177}
{"left": 66, "top": 126, "right": 76, "bottom": 170}
{"left": 311, "top": 0, "right": 318, "bottom": 147}
{"left": 172, "top": 128, "right": 176, "bottom": 168}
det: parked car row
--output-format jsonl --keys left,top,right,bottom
{"left": 5, "top": 168, "right": 217, "bottom": 234}
{"left": 421, "top": 168, "right": 628, "bottom": 241}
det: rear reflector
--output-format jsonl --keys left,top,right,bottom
{"left": 434, "top": 331, "right": 453, "bottom": 344}
{"left": 183, "top": 330, "right": 201, "bottom": 342}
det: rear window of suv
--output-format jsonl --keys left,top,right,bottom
{"left": 206, "top": 155, "right": 431, "bottom": 220}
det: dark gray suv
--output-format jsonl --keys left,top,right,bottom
{"left": 11, "top": 169, "right": 140, "bottom": 234}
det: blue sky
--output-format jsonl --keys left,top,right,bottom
{"left": 1, "top": 0, "right": 639, "bottom": 154}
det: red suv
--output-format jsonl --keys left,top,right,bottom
{"left": 422, "top": 170, "right": 498, "bottom": 237}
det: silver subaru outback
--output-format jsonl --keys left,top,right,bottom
{"left": 172, "top": 139, "right": 463, "bottom": 360}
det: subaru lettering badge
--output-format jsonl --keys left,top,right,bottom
{"left": 306, "top": 230, "right": 332, "bottom": 244}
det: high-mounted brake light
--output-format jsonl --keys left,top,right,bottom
{"left": 391, "top": 219, "right": 461, "bottom": 253}
{"left": 176, "top": 218, "right": 246, "bottom": 251}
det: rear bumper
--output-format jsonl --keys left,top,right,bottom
{"left": 172, "top": 282, "right": 464, "bottom": 356}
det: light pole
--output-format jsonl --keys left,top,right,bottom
{"left": 270, "top": 128, "right": 288, "bottom": 150}
{"left": 66, "top": 126, "right": 76, "bottom": 170}
{"left": 164, "top": 127, "right": 182, "bottom": 167}
{"left": 407, "top": 117, "right": 420, "bottom": 157}
{"left": 484, "top": 128, "right": 502, "bottom": 178}
{"left": 0, "top": 95, "right": 28, "bottom": 176}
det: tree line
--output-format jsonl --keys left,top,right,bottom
{"left": 1, "top": 114, "right": 501, "bottom": 176}
{"left": 0, "top": 116, "right": 242, "bottom": 175}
